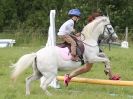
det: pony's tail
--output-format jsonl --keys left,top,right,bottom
{"left": 11, "top": 53, "right": 36, "bottom": 81}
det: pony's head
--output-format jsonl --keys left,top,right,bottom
{"left": 82, "top": 16, "right": 118, "bottom": 41}
{"left": 100, "top": 17, "right": 118, "bottom": 41}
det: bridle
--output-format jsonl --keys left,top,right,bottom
{"left": 79, "top": 24, "right": 115, "bottom": 46}
{"left": 102, "top": 24, "right": 115, "bottom": 39}
{"left": 101, "top": 24, "right": 116, "bottom": 50}
{"left": 74, "top": 21, "right": 116, "bottom": 48}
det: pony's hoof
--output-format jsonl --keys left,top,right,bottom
{"left": 109, "top": 74, "right": 121, "bottom": 80}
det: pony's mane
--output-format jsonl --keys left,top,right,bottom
{"left": 81, "top": 16, "right": 108, "bottom": 38}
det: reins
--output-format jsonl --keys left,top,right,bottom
{"left": 70, "top": 33, "right": 98, "bottom": 47}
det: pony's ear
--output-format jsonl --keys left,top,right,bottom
{"left": 107, "top": 14, "right": 110, "bottom": 20}
{"left": 105, "top": 9, "right": 110, "bottom": 20}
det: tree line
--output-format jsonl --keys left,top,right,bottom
{"left": 0, "top": 0, "right": 133, "bottom": 34}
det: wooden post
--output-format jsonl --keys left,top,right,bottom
{"left": 125, "top": 27, "right": 128, "bottom": 41}
{"left": 121, "top": 27, "right": 129, "bottom": 48}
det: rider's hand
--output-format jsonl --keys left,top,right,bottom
{"left": 75, "top": 32, "right": 81, "bottom": 37}
{"left": 72, "top": 29, "right": 76, "bottom": 33}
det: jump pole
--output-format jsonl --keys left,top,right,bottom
{"left": 57, "top": 76, "right": 133, "bottom": 86}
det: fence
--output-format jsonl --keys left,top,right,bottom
{"left": 0, "top": 27, "right": 133, "bottom": 45}
{"left": 116, "top": 28, "right": 133, "bottom": 41}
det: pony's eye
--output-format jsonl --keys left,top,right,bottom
{"left": 108, "top": 28, "right": 112, "bottom": 30}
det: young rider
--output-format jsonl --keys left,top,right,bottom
{"left": 64, "top": 9, "right": 120, "bottom": 87}
{"left": 57, "top": 8, "right": 81, "bottom": 61}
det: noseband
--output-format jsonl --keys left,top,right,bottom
{"left": 102, "top": 24, "right": 116, "bottom": 50}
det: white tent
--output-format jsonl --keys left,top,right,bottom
{"left": 0, "top": 39, "right": 16, "bottom": 48}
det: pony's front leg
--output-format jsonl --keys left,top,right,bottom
{"left": 97, "top": 52, "right": 113, "bottom": 78}
{"left": 91, "top": 54, "right": 113, "bottom": 79}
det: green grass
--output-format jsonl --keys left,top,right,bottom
{"left": 0, "top": 33, "right": 47, "bottom": 46}
{"left": 0, "top": 45, "right": 133, "bottom": 99}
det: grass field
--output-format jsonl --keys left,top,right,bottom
{"left": 0, "top": 45, "right": 133, "bottom": 99}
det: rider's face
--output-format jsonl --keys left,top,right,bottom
{"left": 72, "top": 16, "right": 80, "bottom": 23}
{"left": 76, "top": 16, "right": 80, "bottom": 22}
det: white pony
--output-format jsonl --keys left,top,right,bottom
{"left": 11, "top": 16, "right": 118, "bottom": 95}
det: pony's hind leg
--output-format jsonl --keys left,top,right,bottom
{"left": 40, "top": 72, "right": 56, "bottom": 96}
{"left": 25, "top": 73, "right": 41, "bottom": 95}
{"left": 25, "top": 57, "right": 42, "bottom": 95}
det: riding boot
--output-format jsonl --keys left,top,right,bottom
{"left": 64, "top": 74, "right": 71, "bottom": 86}
{"left": 71, "top": 55, "right": 79, "bottom": 61}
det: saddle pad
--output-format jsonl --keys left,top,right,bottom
{"left": 55, "top": 46, "right": 72, "bottom": 61}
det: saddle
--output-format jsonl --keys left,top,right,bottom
{"left": 57, "top": 36, "right": 85, "bottom": 65}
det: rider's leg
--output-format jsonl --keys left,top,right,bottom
{"left": 64, "top": 63, "right": 93, "bottom": 86}
{"left": 63, "top": 35, "right": 78, "bottom": 61}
